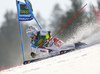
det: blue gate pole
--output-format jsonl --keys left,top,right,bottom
{"left": 25, "top": 0, "right": 42, "bottom": 30}
{"left": 16, "top": 0, "right": 25, "bottom": 61}
{"left": 33, "top": 15, "right": 42, "bottom": 30}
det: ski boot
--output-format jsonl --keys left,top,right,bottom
{"left": 75, "top": 42, "right": 87, "bottom": 49}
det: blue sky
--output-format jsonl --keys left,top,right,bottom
{"left": 0, "top": 0, "right": 98, "bottom": 27}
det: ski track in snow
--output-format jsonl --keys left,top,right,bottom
{"left": 0, "top": 44, "right": 100, "bottom": 74}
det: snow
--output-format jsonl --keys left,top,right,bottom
{"left": 1, "top": 22, "right": 100, "bottom": 74}
{"left": 0, "top": 44, "right": 100, "bottom": 74}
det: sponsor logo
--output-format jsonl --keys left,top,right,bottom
{"left": 20, "top": 10, "right": 30, "bottom": 14}
{"left": 37, "top": 39, "right": 43, "bottom": 44}
{"left": 20, "top": 5, "right": 30, "bottom": 15}
{"left": 40, "top": 50, "right": 47, "bottom": 53}
{"left": 25, "top": 6, "right": 28, "bottom": 9}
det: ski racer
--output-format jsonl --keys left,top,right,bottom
{"left": 26, "top": 26, "right": 85, "bottom": 58}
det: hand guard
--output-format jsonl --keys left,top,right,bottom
{"left": 30, "top": 52, "right": 36, "bottom": 58}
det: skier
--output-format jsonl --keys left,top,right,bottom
{"left": 26, "top": 26, "right": 85, "bottom": 58}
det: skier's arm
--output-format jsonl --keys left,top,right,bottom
{"left": 30, "top": 41, "right": 37, "bottom": 58}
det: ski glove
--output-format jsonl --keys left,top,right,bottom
{"left": 30, "top": 52, "right": 36, "bottom": 58}
{"left": 43, "top": 40, "right": 49, "bottom": 47}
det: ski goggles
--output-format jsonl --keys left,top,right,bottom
{"left": 27, "top": 32, "right": 34, "bottom": 37}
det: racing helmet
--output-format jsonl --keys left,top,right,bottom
{"left": 26, "top": 26, "right": 38, "bottom": 37}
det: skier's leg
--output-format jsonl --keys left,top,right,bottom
{"left": 45, "top": 38, "right": 65, "bottom": 55}
{"left": 37, "top": 48, "right": 49, "bottom": 54}
{"left": 60, "top": 43, "right": 75, "bottom": 50}
{"left": 45, "top": 46, "right": 60, "bottom": 55}
{"left": 46, "top": 38, "right": 65, "bottom": 53}
{"left": 53, "top": 38, "right": 64, "bottom": 48}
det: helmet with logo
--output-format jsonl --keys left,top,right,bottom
{"left": 26, "top": 26, "right": 38, "bottom": 37}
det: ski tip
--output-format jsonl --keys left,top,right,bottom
{"left": 23, "top": 61, "right": 30, "bottom": 65}
{"left": 23, "top": 59, "right": 42, "bottom": 65}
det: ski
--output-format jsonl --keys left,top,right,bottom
{"left": 23, "top": 58, "right": 43, "bottom": 65}
{"left": 23, "top": 42, "right": 87, "bottom": 65}
{"left": 23, "top": 49, "right": 76, "bottom": 65}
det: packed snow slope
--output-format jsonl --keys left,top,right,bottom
{"left": 0, "top": 43, "right": 100, "bottom": 74}
{"left": 1, "top": 23, "right": 100, "bottom": 74}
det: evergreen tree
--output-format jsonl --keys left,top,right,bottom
{"left": 87, "top": 5, "right": 96, "bottom": 23}
{"left": 0, "top": 9, "right": 46, "bottom": 68}
{"left": 49, "top": 4, "right": 63, "bottom": 34}
{"left": 35, "top": 12, "right": 46, "bottom": 29}
{"left": 51, "top": 0, "right": 87, "bottom": 41}
{"left": 98, "top": 0, "right": 100, "bottom": 10}
{"left": 0, "top": 10, "right": 29, "bottom": 68}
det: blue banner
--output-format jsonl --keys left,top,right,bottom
{"left": 17, "top": 1, "right": 33, "bottom": 21}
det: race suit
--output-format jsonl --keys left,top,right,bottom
{"left": 30, "top": 29, "right": 75, "bottom": 54}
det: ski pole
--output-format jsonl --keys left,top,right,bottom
{"left": 52, "top": 4, "right": 87, "bottom": 39}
